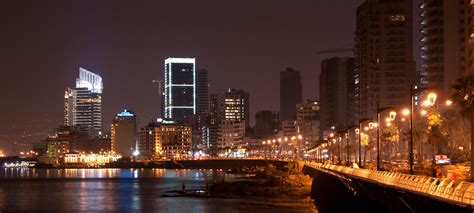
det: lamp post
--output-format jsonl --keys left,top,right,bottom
{"left": 408, "top": 85, "right": 438, "bottom": 174}
{"left": 377, "top": 105, "right": 396, "bottom": 171}
{"left": 410, "top": 87, "right": 417, "bottom": 175}
{"left": 346, "top": 126, "right": 357, "bottom": 164}
{"left": 358, "top": 119, "right": 372, "bottom": 167}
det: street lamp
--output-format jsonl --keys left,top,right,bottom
{"left": 427, "top": 93, "right": 437, "bottom": 106}
{"left": 402, "top": 108, "right": 410, "bottom": 116}
{"left": 376, "top": 106, "right": 397, "bottom": 171}
{"left": 358, "top": 118, "right": 372, "bottom": 167}
{"left": 445, "top": 100, "right": 453, "bottom": 106}
{"left": 420, "top": 109, "right": 428, "bottom": 116}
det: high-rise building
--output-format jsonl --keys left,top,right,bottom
{"left": 320, "top": 57, "right": 356, "bottom": 135}
{"left": 280, "top": 68, "right": 302, "bottom": 121}
{"left": 137, "top": 120, "right": 192, "bottom": 159}
{"left": 296, "top": 100, "right": 321, "bottom": 145}
{"left": 222, "top": 88, "right": 250, "bottom": 128}
{"left": 254, "top": 111, "right": 280, "bottom": 139}
{"left": 203, "top": 93, "right": 220, "bottom": 154}
{"left": 196, "top": 69, "right": 209, "bottom": 115}
{"left": 111, "top": 109, "right": 137, "bottom": 156}
{"left": 64, "top": 67, "right": 103, "bottom": 137}
{"left": 164, "top": 58, "right": 196, "bottom": 124}
{"left": 420, "top": 0, "right": 474, "bottom": 96}
{"left": 355, "top": 0, "right": 415, "bottom": 119}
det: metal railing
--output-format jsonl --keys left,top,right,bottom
{"left": 305, "top": 162, "right": 474, "bottom": 206}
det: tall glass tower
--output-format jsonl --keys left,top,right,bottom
{"left": 164, "top": 58, "right": 196, "bottom": 123}
{"left": 64, "top": 67, "right": 103, "bottom": 137}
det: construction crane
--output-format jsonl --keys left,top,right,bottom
{"left": 152, "top": 80, "right": 163, "bottom": 95}
{"left": 316, "top": 47, "right": 353, "bottom": 55}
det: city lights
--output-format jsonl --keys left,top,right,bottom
{"left": 3, "top": 0, "right": 474, "bottom": 211}
{"left": 402, "top": 108, "right": 410, "bottom": 116}
{"left": 445, "top": 99, "right": 453, "bottom": 106}
{"left": 427, "top": 93, "right": 437, "bottom": 106}
{"left": 420, "top": 109, "right": 428, "bottom": 116}
{"left": 389, "top": 111, "right": 396, "bottom": 121}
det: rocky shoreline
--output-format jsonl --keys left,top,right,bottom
{"left": 209, "top": 164, "right": 317, "bottom": 211}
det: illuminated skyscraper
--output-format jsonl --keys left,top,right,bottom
{"left": 64, "top": 67, "right": 103, "bottom": 137}
{"left": 222, "top": 88, "right": 250, "bottom": 128}
{"left": 164, "top": 58, "right": 196, "bottom": 124}
{"left": 111, "top": 109, "right": 137, "bottom": 156}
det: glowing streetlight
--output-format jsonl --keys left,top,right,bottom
{"left": 389, "top": 111, "right": 397, "bottom": 121}
{"left": 284, "top": 137, "right": 288, "bottom": 142}
{"left": 355, "top": 128, "right": 360, "bottom": 134}
{"left": 427, "top": 92, "right": 437, "bottom": 106}
{"left": 368, "top": 122, "right": 374, "bottom": 129}
{"left": 402, "top": 108, "right": 410, "bottom": 116}
{"left": 422, "top": 99, "right": 431, "bottom": 107}
{"left": 329, "top": 133, "right": 334, "bottom": 138}
{"left": 278, "top": 138, "right": 282, "bottom": 142}
{"left": 297, "top": 135, "right": 303, "bottom": 140}
{"left": 262, "top": 141, "right": 266, "bottom": 145}
{"left": 446, "top": 100, "right": 453, "bottom": 106}
{"left": 364, "top": 126, "right": 369, "bottom": 131}
{"left": 420, "top": 110, "right": 428, "bottom": 116}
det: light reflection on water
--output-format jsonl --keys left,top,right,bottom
{"left": 0, "top": 168, "right": 299, "bottom": 212}
{"left": 1, "top": 168, "right": 235, "bottom": 180}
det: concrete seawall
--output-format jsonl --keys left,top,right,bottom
{"left": 152, "top": 159, "right": 289, "bottom": 170}
{"left": 303, "top": 164, "right": 472, "bottom": 212}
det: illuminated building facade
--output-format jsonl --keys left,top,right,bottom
{"left": 217, "top": 120, "right": 246, "bottom": 150}
{"left": 280, "top": 68, "right": 302, "bottom": 121}
{"left": 111, "top": 109, "right": 137, "bottom": 156}
{"left": 222, "top": 88, "right": 250, "bottom": 128}
{"left": 355, "top": 0, "right": 415, "bottom": 119}
{"left": 64, "top": 67, "right": 103, "bottom": 137}
{"left": 64, "top": 152, "right": 122, "bottom": 166}
{"left": 137, "top": 120, "right": 192, "bottom": 159}
{"left": 164, "top": 58, "right": 196, "bottom": 124}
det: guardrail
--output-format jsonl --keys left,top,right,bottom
{"left": 305, "top": 162, "right": 474, "bottom": 206}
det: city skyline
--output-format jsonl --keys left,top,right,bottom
{"left": 2, "top": 1, "right": 474, "bottom": 212}
{"left": 0, "top": 1, "right": 362, "bottom": 150}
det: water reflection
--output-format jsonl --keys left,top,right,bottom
{"left": 0, "top": 168, "right": 249, "bottom": 180}
{"left": 0, "top": 169, "right": 291, "bottom": 212}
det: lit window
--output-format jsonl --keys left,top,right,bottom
{"left": 390, "top": 14, "right": 405, "bottom": 22}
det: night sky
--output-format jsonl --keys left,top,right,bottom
{"left": 1, "top": 0, "right": 376, "bottom": 152}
